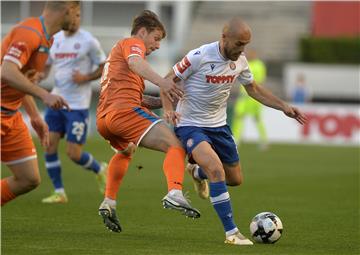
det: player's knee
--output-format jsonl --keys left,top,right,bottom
{"left": 226, "top": 177, "right": 243, "bottom": 186}
{"left": 24, "top": 175, "right": 41, "bottom": 191}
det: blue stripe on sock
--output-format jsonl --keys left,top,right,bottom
{"left": 45, "top": 153, "right": 63, "bottom": 189}
{"left": 209, "top": 181, "right": 237, "bottom": 233}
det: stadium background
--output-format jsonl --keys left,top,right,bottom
{"left": 1, "top": 1, "right": 359, "bottom": 255}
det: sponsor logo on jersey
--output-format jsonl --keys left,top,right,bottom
{"left": 229, "top": 62, "right": 236, "bottom": 70}
{"left": 176, "top": 56, "right": 191, "bottom": 74}
{"left": 130, "top": 45, "right": 143, "bottom": 55}
{"left": 7, "top": 42, "right": 26, "bottom": 59}
{"left": 206, "top": 75, "right": 235, "bottom": 84}
{"left": 210, "top": 63, "right": 216, "bottom": 71}
{"left": 194, "top": 50, "right": 201, "bottom": 55}
{"left": 55, "top": 53, "right": 78, "bottom": 59}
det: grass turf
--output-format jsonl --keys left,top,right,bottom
{"left": 1, "top": 136, "right": 359, "bottom": 255}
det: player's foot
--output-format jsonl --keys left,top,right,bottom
{"left": 162, "top": 190, "right": 201, "bottom": 218}
{"left": 186, "top": 163, "right": 209, "bottom": 199}
{"left": 98, "top": 202, "right": 122, "bottom": 233}
{"left": 41, "top": 192, "right": 68, "bottom": 204}
{"left": 225, "top": 231, "right": 254, "bottom": 245}
{"left": 96, "top": 162, "right": 108, "bottom": 194}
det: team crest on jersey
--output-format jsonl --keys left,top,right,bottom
{"left": 186, "top": 138, "right": 194, "bottom": 148}
{"left": 74, "top": 43, "right": 81, "bottom": 50}
{"left": 229, "top": 62, "right": 236, "bottom": 70}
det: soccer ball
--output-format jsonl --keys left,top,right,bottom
{"left": 249, "top": 212, "right": 283, "bottom": 243}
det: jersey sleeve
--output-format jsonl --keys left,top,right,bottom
{"left": 3, "top": 27, "right": 41, "bottom": 69}
{"left": 89, "top": 36, "right": 107, "bottom": 65}
{"left": 122, "top": 38, "right": 146, "bottom": 61}
{"left": 173, "top": 48, "right": 202, "bottom": 80}
{"left": 237, "top": 57, "right": 254, "bottom": 86}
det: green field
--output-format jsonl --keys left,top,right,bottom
{"left": 2, "top": 137, "right": 359, "bottom": 255}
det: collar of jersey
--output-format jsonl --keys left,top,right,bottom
{"left": 39, "top": 16, "right": 51, "bottom": 41}
{"left": 216, "top": 41, "right": 227, "bottom": 62}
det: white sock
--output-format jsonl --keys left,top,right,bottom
{"left": 193, "top": 165, "right": 201, "bottom": 180}
{"left": 104, "top": 197, "right": 116, "bottom": 208}
{"left": 168, "top": 189, "right": 182, "bottom": 197}
{"left": 55, "top": 188, "right": 65, "bottom": 194}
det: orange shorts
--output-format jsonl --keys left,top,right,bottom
{"left": 1, "top": 111, "right": 37, "bottom": 164}
{"left": 97, "top": 107, "right": 162, "bottom": 151}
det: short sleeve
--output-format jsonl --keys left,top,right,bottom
{"left": 3, "top": 27, "right": 41, "bottom": 69}
{"left": 237, "top": 57, "right": 254, "bottom": 86}
{"left": 89, "top": 36, "right": 106, "bottom": 65}
{"left": 122, "top": 38, "right": 146, "bottom": 61}
{"left": 173, "top": 48, "right": 202, "bottom": 80}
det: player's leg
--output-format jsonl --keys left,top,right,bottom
{"left": 223, "top": 162, "right": 243, "bottom": 186}
{"left": 254, "top": 104, "right": 268, "bottom": 150}
{"left": 140, "top": 121, "right": 200, "bottom": 218}
{"left": 1, "top": 159, "right": 40, "bottom": 206}
{"left": 42, "top": 108, "right": 68, "bottom": 203}
{"left": 65, "top": 109, "right": 107, "bottom": 193}
{"left": 231, "top": 100, "right": 246, "bottom": 146}
{"left": 1, "top": 112, "right": 40, "bottom": 206}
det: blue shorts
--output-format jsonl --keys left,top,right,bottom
{"left": 174, "top": 125, "right": 239, "bottom": 164}
{"left": 45, "top": 108, "right": 89, "bottom": 144}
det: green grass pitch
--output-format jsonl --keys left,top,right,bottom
{"left": 2, "top": 136, "right": 359, "bottom": 255}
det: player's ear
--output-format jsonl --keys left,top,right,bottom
{"left": 138, "top": 27, "right": 148, "bottom": 39}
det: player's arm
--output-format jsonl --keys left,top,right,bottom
{"left": 73, "top": 63, "right": 105, "bottom": 85}
{"left": 22, "top": 95, "right": 49, "bottom": 147}
{"left": 244, "top": 81, "right": 307, "bottom": 124}
{"left": 128, "top": 56, "right": 183, "bottom": 102}
{"left": 1, "top": 61, "right": 69, "bottom": 110}
{"left": 141, "top": 95, "right": 162, "bottom": 109}
{"left": 161, "top": 69, "right": 181, "bottom": 125}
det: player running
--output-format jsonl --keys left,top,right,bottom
{"left": 96, "top": 10, "right": 200, "bottom": 232}
{"left": 41, "top": 4, "right": 108, "bottom": 204}
{"left": 1, "top": 1, "right": 79, "bottom": 206}
{"left": 162, "top": 17, "right": 307, "bottom": 245}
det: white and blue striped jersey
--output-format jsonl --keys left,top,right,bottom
{"left": 48, "top": 29, "right": 106, "bottom": 109}
{"left": 173, "top": 41, "right": 254, "bottom": 128}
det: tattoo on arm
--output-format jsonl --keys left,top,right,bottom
{"left": 141, "top": 95, "right": 162, "bottom": 109}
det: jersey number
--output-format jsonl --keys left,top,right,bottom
{"left": 72, "top": 121, "right": 85, "bottom": 141}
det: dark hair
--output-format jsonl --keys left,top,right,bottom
{"left": 131, "top": 10, "right": 166, "bottom": 38}
{"left": 45, "top": 1, "right": 80, "bottom": 11}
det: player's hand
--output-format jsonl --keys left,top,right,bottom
{"left": 72, "top": 70, "right": 89, "bottom": 85}
{"left": 283, "top": 105, "right": 307, "bottom": 125}
{"left": 42, "top": 93, "right": 70, "bottom": 111}
{"left": 30, "top": 116, "right": 49, "bottom": 147}
{"left": 24, "top": 69, "right": 45, "bottom": 84}
{"left": 163, "top": 110, "right": 181, "bottom": 126}
{"left": 159, "top": 78, "right": 183, "bottom": 102}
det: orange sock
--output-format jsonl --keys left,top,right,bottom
{"left": 105, "top": 153, "right": 131, "bottom": 200}
{"left": 163, "top": 146, "right": 186, "bottom": 191}
{"left": 1, "top": 179, "right": 17, "bottom": 206}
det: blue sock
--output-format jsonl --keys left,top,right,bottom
{"left": 197, "top": 166, "right": 208, "bottom": 180}
{"left": 209, "top": 181, "right": 238, "bottom": 236}
{"left": 45, "top": 153, "right": 63, "bottom": 189}
{"left": 74, "top": 152, "right": 100, "bottom": 173}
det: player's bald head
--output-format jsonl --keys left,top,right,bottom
{"left": 223, "top": 17, "right": 251, "bottom": 41}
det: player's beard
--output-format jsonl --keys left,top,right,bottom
{"left": 224, "top": 47, "right": 241, "bottom": 61}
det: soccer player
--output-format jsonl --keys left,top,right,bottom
{"left": 1, "top": 1, "right": 79, "bottom": 206}
{"left": 96, "top": 10, "right": 200, "bottom": 232}
{"left": 232, "top": 49, "right": 268, "bottom": 149}
{"left": 162, "top": 17, "right": 307, "bottom": 245}
{"left": 41, "top": 4, "right": 108, "bottom": 204}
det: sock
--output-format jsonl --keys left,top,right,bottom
{"left": 74, "top": 152, "right": 101, "bottom": 174}
{"left": 1, "top": 179, "right": 17, "bottom": 206}
{"left": 103, "top": 197, "right": 116, "bottom": 208}
{"left": 163, "top": 146, "right": 185, "bottom": 191}
{"left": 209, "top": 181, "right": 238, "bottom": 236}
{"left": 45, "top": 153, "right": 63, "bottom": 190}
{"left": 105, "top": 153, "right": 131, "bottom": 200}
{"left": 194, "top": 166, "right": 208, "bottom": 180}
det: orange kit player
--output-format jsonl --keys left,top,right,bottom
{"left": 96, "top": 10, "right": 200, "bottom": 232}
{"left": 1, "top": 1, "right": 79, "bottom": 206}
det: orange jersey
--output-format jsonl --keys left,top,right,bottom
{"left": 97, "top": 37, "right": 146, "bottom": 118}
{"left": 1, "top": 16, "right": 53, "bottom": 111}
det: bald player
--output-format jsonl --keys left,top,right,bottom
{"left": 1, "top": 1, "right": 79, "bottom": 206}
{"left": 162, "top": 17, "right": 307, "bottom": 245}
